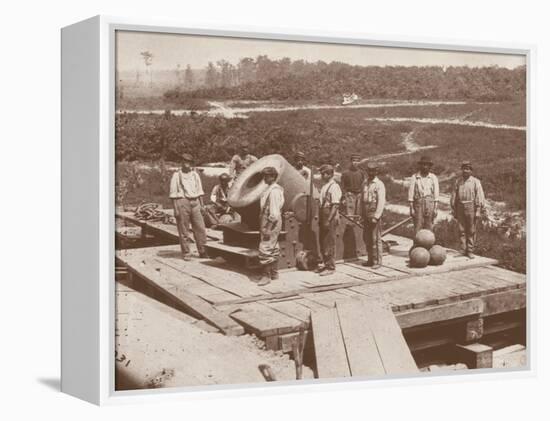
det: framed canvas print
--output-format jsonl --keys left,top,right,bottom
{"left": 61, "top": 16, "right": 533, "bottom": 405}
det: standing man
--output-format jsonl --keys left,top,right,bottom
{"left": 229, "top": 141, "right": 258, "bottom": 180}
{"left": 169, "top": 153, "right": 208, "bottom": 260}
{"left": 257, "top": 167, "right": 285, "bottom": 286}
{"left": 450, "top": 161, "right": 486, "bottom": 259}
{"left": 359, "top": 162, "right": 386, "bottom": 269}
{"left": 340, "top": 153, "right": 365, "bottom": 216}
{"left": 316, "top": 164, "right": 342, "bottom": 276}
{"left": 408, "top": 156, "right": 439, "bottom": 232}
{"left": 294, "top": 151, "right": 311, "bottom": 181}
{"left": 204, "top": 172, "right": 235, "bottom": 228}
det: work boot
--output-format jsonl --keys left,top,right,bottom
{"left": 198, "top": 250, "right": 209, "bottom": 259}
{"left": 257, "top": 265, "right": 271, "bottom": 286}
{"left": 362, "top": 260, "right": 374, "bottom": 267}
{"left": 270, "top": 262, "right": 279, "bottom": 280}
{"left": 320, "top": 266, "right": 335, "bottom": 276}
{"left": 466, "top": 252, "right": 475, "bottom": 259}
{"left": 372, "top": 263, "right": 382, "bottom": 270}
{"left": 315, "top": 265, "right": 326, "bottom": 274}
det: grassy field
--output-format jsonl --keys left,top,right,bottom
{"left": 116, "top": 99, "right": 526, "bottom": 272}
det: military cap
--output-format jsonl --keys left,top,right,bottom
{"left": 418, "top": 156, "right": 433, "bottom": 166}
{"left": 351, "top": 153, "right": 361, "bottom": 160}
{"left": 261, "top": 166, "right": 278, "bottom": 177}
{"left": 181, "top": 153, "right": 193, "bottom": 162}
{"left": 295, "top": 151, "right": 306, "bottom": 159}
{"left": 461, "top": 160, "right": 473, "bottom": 169}
{"left": 319, "top": 164, "right": 334, "bottom": 175}
{"left": 219, "top": 172, "right": 231, "bottom": 181}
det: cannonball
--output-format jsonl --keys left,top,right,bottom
{"left": 429, "top": 245, "right": 447, "bottom": 266}
{"left": 409, "top": 247, "right": 431, "bottom": 268}
{"left": 414, "top": 229, "right": 436, "bottom": 249}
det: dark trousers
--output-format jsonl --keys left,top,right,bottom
{"left": 319, "top": 207, "right": 337, "bottom": 270}
{"left": 363, "top": 218, "right": 383, "bottom": 265}
{"left": 456, "top": 202, "right": 476, "bottom": 253}
{"left": 413, "top": 197, "right": 435, "bottom": 233}
{"left": 173, "top": 197, "right": 207, "bottom": 256}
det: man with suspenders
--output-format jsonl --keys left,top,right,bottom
{"left": 316, "top": 164, "right": 342, "bottom": 276}
{"left": 169, "top": 153, "right": 208, "bottom": 260}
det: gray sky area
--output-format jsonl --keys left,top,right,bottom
{"left": 116, "top": 30, "right": 525, "bottom": 72}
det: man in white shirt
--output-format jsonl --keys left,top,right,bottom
{"left": 169, "top": 153, "right": 208, "bottom": 260}
{"left": 316, "top": 164, "right": 342, "bottom": 276}
{"left": 204, "top": 172, "right": 236, "bottom": 228}
{"left": 257, "top": 166, "right": 285, "bottom": 286}
{"left": 359, "top": 162, "right": 386, "bottom": 269}
{"left": 408, "top": 156, "right": 439, "bottom": 233}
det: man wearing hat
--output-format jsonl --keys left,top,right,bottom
{"left": 450, "top": 160, "right": 486, "bottom": 259}
{"left": 257, "top": 166, "right": 285, "bottom": 286}
{"left": 169, "top": 153, "right": 208, "bottom": 260}
{"left": 340, "top": 153, "right": 365, "bottom": 216}
{"left": 359, "top": 162, "right": 386, "bottom": 269}
{"left": 316, "top": 164, "right": 342, "bottom": 275}
{"left": 294, "top": 151, "right": 311, "bottom": 181}
{"left": 408, "top": 156, "right": 440, "bottom": 233}
{"left": 204, "top": 172, "right": 237, "bottom": 228}
{"left": 229, "top": 141, "right": 258, "bottom": 180}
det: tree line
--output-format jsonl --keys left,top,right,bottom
{"left": 164, "top": 56, "right": 525, "bottom": 102}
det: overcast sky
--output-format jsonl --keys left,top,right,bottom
{"left": 116, "top": 30, "right": 525, "bottom": 72}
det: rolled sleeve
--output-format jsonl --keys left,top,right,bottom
{"left": 408, "top": 175, "right": 415, "bottom": 202}
{"left": 331, "top": 184, "right": 342, "bottom": 205}
{"left": 375, "top": 182, "right": 386, "bottom": 220}
{"left": 433, "top": 174, "right": 440, "bottom": 202}
{"left": 169, "top": 172, "right": 180, "bottom": 198}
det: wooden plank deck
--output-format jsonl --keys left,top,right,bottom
{"left": 116, "top": 231, "right": 526, "bottom": 352}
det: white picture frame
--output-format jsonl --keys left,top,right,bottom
{"left": 61, "top": 15, "right": 535, "bottom": 405}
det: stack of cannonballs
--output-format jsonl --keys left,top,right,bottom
{"left": 409, "top": 229, "right": 447, "bottom": 268}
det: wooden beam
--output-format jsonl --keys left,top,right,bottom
{"left": 311, "top": 307, "right": 351, "bottom": 379}
{"left": 125, "top": 266, "right": 244, "bottom": 336}
{"left": 482, "top": 289, "right": 526, "bottom": 316}
{"left": 456, "top": 343, "right": 493, "bottom": 369}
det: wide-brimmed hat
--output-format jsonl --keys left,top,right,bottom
{"left": 360, "top": 161, "right": 379, "bottom": 172}
{"left": 461, "top": 160, "right": 473, "bottom": 169}
{"left": 181, "top": 153, "right": 193, "bottom": 162}
{"left": 261, "top": 166, "right": 278, "bottom": 177}
{"left": 219, "top": 173, "right": 231, "bottom": 181}
{"left": 418, "top": 156, "right": 433, "bottom": 166}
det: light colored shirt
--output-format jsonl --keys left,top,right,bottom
{"left": 296, "top": 165, "right": 311, "bottom": 181}
{"left": 450, "top": 176, "right": 486, "bottom": 210}
{"left": 408, "top": 172, "right": 439, "bottom": 202}
{"left": 229, "top": 154, "right": 258, "bottom": 179}
{"left": 169, "top": 169, "right": 204, "bottom": 199}
{"left": 260, "top": 183, "right": 285, "bottom": 222}
{"left": 320, "top": 179, "right": 342, "bottom": 208}
{"left": 361, "top": 176, "right": 386, "bottom": 219}
{"left": 210, "top": 183, "right": 230, "bottom": 205}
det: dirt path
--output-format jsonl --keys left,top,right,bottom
{"left": 117, "top": 100, "right": 470, "bottom": 119}
{"left": 364, "top": 116, "right": 526, "bottom": 131}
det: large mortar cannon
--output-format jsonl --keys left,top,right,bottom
{"left": 205, "top": 154, "right": 366, "bottom": 270}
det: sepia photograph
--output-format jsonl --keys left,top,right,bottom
{"left": 113, "top": 29, "right": 527, "bottom": 391}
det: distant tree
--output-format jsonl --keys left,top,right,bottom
{"left": 184, "top": 64, "right": 194, "bottom": 89}
{"left": 205, "top": 62, "right": 218, "bottom": 89}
